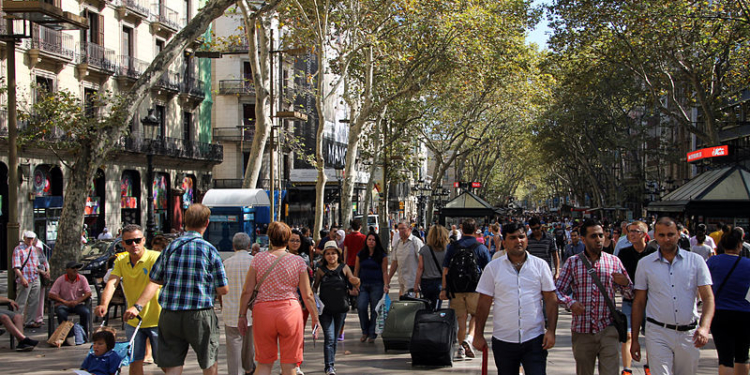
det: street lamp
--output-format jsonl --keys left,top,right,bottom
{"left": 141, "top": 109, "right": 160, "bottom": 247}
{"left": 335, "top": 167, "right": 344, "bottom": 226}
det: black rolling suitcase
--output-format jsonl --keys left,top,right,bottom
{"left": 410, "top": 308, "right": 457, "bottom": 367}
{"left": 382, "top": 294, "right": 430, "bottom": 351}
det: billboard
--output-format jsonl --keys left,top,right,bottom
{"left": 686, "top": 145, "right": 728, "bottom": 163}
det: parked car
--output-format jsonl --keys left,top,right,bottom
{"left": 354, "top": 215, "right": 380, "bottom": 234}
{"left": 79, "top": 239, "right": 123, "bottom": 286}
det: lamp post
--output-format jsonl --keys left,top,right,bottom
{"left": 141, "top": 109, "right": 160, "bottom": 247}
{"left": 335, "top": 167, "right": 344, "bottom": 226}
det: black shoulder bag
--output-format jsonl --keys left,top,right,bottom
{"left": 427, "top": 245, "right": 442, "bottom": 277}
{"left": 715, "top": 256, "right": 742, "bottom": 297}
{"left": 578, "top": 253, "right": 628, "bottom": 343}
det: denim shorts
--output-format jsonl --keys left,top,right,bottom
{"left": 125, "top": 324, "right": 159, "bottom": 362}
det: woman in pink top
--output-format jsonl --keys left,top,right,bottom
{"left": 238, "top": 222, "right": 320, "bottom": 375}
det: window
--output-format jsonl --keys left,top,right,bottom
{"left": 84, "top": 11, "right": 104, "bottom": 45}
{"left": 34, "top": 76, "right": 55, "bottom": 105}
{"left": 84, "top": 88, "right": 98, "bottom": 118}
{"left": 122, "top": 27, "right": 133, "bottom": 57}
{"left": 183, "top": 111, "right": 192, "bottom": 142}
{"left": 156, "top": 39, "right": 165, "bottom": 54}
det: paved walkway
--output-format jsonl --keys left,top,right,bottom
{"left": 0, "top": 270, "right": 719, "bottom": 374}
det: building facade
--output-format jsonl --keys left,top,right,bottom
{"left": 0, "top": 0, "right": 221, "bottom": 268}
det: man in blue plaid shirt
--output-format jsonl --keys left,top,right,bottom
{"left": 125, "top": 203, "right": 229, "bottom": 375}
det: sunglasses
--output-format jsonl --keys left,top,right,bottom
{"left": 123, "top": 238, "right": 143, "bottom": 245}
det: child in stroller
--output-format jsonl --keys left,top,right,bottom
{"left": 79, "top": 329, "right": 121, "bottom": 375}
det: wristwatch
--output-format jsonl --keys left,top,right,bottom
{"left": 133, "top": 303, "right": 143, "bottom": 312}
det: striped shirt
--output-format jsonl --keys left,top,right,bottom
{"left": 150, "top": 232, "right": 228, "bottom": 311}
{"left": 223, "top": 250, "right": 253, "bottom": 327}
{"left": 556, "top": 251, "right": 633, "bottom": 333}
{"left": 527, "top": 232, "right": 557, "bottom": 270}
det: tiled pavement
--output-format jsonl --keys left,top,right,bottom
{"left": 1, "top": 270, "right": 718, "bottom": 374}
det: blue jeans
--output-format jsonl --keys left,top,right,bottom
{"left": 492, "top": 334, "right": 547, "bottom": 375}
{"left": 420, "top": 278, "right": 442, "bottom": 311}
{"left": 320, "top": 312, "right": 347, "bottom": 371}
{"left": 357, "top": 283, "right": 383, "bottom": 338}
{"left": 56, "top": 304, "right": 90, "bottom": 338}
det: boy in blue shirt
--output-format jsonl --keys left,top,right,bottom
{"left": 80, "top": 329, "right": 121, "bottom": 375}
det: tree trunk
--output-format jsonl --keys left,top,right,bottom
{"left": 312, "top": 50, "right": 328, "bottom": 241}
{"left": 241, "top": 3, "right": 279, "bottom": 188}
{"left": 48, "top": 0, "right": 241, "bottom": 277}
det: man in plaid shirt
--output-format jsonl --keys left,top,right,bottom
{"left": 125, "top": 203, "right": 229, "bottom": 375}
{"left": 556, "top": 219, "right": 633, "bottom": 375}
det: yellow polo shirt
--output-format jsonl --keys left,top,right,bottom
{"left": 112, "top": 249, "right": 162, "bottom": 328}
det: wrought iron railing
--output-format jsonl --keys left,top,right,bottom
{"left": 151, "top": 3, "right": 182, "bottom": 30}
{"left": 79, "top": 42, "right": 117, "bottom": 72}
{"left": 27, "top": 25, "right": 75, "bottom": 60}
{"left": 219, "top": 79, "right": 255, "bottom": 95}
{"left": 118, "top": 55, "right": 149, "bottom": 78}
{"left": 119, "top": 0, "right": 150, "bottom": 17}
{"left": 181, "top": 77, "right": 205, "bottom": 98}
{"left": 121, "top": 134, "right": 223, "bottom": 161}
{"left": 157, "top": 70, "right": 180, "bottom": 91}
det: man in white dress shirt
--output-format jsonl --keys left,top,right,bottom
{"left": 473, "top": 221, "right": 558, "bottom": 374}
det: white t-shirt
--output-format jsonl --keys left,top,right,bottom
{"left": 690, "top": 244, "right": 713, "bottom": 261}
{"left": 475, "top": 253, "right": 556, "bottom": 343}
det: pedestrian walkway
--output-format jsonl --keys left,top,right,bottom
{"left": 0, "top": 270, "right": 719, "bottom": 374}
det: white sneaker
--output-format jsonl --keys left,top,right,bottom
{"left": 325, "top": 367, "right": 336, "bottom": 375}
{"left": 461, "top": 340, "right": 475, "bottom": 358}
{"left": 296, "top": 368, "right": 304, "bottom": 375}
{"left": 455, "top": 346, "right": 466, "bottom": 360}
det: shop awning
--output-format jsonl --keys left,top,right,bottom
{"left": 648, "top": 165, "right": 750, "bottom": 213}
{"left": 202, "top": 189, "right": 271, "bottom": 207}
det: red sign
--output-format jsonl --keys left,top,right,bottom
{"left": 687, "top": 145, "right": 728, "bottom": 163}
{"left": 471, "top": 182, "right": 482, "bottom": 188}
{"left": 453, "top": 182, "right": 460, "bottom": 188}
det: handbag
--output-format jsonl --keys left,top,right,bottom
{"left": 578, "top": 253, "right": 628, "bottom": 343}
{"left": 248, "top": 252, "right": 288, "bottom": 311}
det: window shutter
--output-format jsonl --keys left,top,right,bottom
{"left": 98, "top": 14, "right": 104, "bottom": 45}
{"left": 81, "top": 9, "right": 88, "bottom": 43}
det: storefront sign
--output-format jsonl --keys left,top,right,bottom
{"left": 687, "top": 145, "right": 728, "bottom": 162}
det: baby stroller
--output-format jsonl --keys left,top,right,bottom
{"left": 88, "top": 316, "right": 143, "bottom": 375}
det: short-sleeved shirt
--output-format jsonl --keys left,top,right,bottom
{"left": 527, "top": 232, "right": 558, "bottom": 269}
{"left": 418, "top": 245, "right": 447, "bottom": 279}
{"left": 223, "top": 250, "right": 254, "bottom": 327}
{"left": 690, "top": 235, "right": 716, "bottom": 249}
{"left": 617, "top": 245, "right": 656, "bottom": 300}
{"left": 690, "top": 244, "right": 713, "bottom": 260}
{"left": 253, "top": 251, "right": 307, "bottom": 303}
{"left": 706, "top": 254, "right": 750, "bottom": 312}
{"left": 49, "top": 274, "right": 91, "bottom": 306}
{"left": 149, "top": 232, "right": 228, "bottom": 311}
{"left": 634, "top": 249, "right": 712, "bottom": 326}
{"left": 12, "top": 243, "right": 43, "bottom": 283}
{"left": 111, "top": 250, "right": 162, "bottom": 328}
{"left": 393, "top": 235, "right": 424, "bottom": 287}
{"left": 476, "top": 254, "right": 555, "bottom": 343}
{"left": 343, "top": 231, "right": 366, "bottom": 267}
{"left": 81, "top": 349, "right": 121, "bottom": 375}
{"left": 357, "top": 250, "right": 385, "bottom": 285}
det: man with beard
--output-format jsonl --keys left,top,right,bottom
{"left": 630, "top": 217, "right": 715, "bottom": 375}
{"left": 556, "top": 219, "right": 633, "bottom": 375}
{"left": 473, "top": 221, "right": 558, "bottom": 374}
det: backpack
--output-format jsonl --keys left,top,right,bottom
{"left": 318, "top": 264, "right": 350, "bottom": 314}
{"left": 446, "top": 242, "right": 481, "bottom": 296}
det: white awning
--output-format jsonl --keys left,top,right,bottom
{"left": 201, "top": 189, "right": 271, "bottom": 207}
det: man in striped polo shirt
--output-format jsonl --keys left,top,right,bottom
{"left": 527, "top": 217, "right": 560, "bottom": 279}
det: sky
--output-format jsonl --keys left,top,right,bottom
{"left": 526, "top": 0, "right": 552, "bottom": 50}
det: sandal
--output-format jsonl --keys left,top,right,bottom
{"left": 25, "top": 322, "right": 42, "bottom": 329}
{"left": 360, "top": 335, "right": 368, "bottom": 342}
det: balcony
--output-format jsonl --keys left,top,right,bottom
{"left": 117, "top": 55, "right": 149, "bottom": 84}
{"left": 116, "top": 0, "right": 149, "bottom": 20}
{"left": 219, "top": 79, "right": 255, "bottom": 95}
{"left": 150, "top": 3, "right": 182, "bottom": 34}
{"left": 121, "top": 133, "right": 223, "bottom": 162}
{"left": 26, "top": 24, "right": 75, "bottom": 63}
{"left": 0, "top": 109, "right": 7, "bottom": 137}
{"left": 180, "top": 77, "right": 205, "bottom": 100}
{"left": 77, "top": 42, "right": 116, "bottom": 74}
{"left": 2, "top": 0, "right": 87, "bottom": 30}
{"left": 154, "top": 70, "right": 180, "bottom": 94}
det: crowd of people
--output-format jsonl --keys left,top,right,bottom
{"left": 2, "top": 207, "right": 748, "bottom": 375}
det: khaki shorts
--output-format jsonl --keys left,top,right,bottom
{"left": 157, "top": 309, "right": 220, "bottom": 369}
{"left": 450, "top": 292, "right": 479, "bottom": 317}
